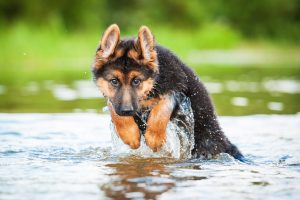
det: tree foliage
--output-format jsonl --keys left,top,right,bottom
{"left": 0, "top": 0, "right": 299, "bottom": 40}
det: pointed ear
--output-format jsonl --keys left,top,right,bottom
{"left": 136, "top": 26, "right": 156, "bottom": 61}
{"left": 98, "top": 24, "right": 120, "bottom": 58}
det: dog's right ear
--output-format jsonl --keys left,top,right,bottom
{"left": 94, "top": 24, "right": 120, "bottom": 70}
{"left": 97, "top": 24, "right": 120, "bottom": 59}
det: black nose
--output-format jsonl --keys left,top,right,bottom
{"left": 119, "top": 105, "right": 135, "bottom": 116}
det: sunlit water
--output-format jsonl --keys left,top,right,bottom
{"left": 0, "top": 113, "right": 300, "bottom": 200}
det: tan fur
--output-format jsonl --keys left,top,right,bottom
{"left": 136, "top": 79, "right": 154, "bottom": 98}
{"left": 111, "top": 70, "right": 125, "bottom": 84}
{"left": 94, "top": 25, "right": 158, "bottom": 72}
{"left": 94, "top": 46, "right": 126, "bottom": 71}
{"left": 114, "top": 46, "right": 126, "bottom": 59}
{"left": 96, "top": 78, "right": 116, "bottom": 98}
{"left": 139, "top": 97, "right": 160, "bottom": 110}
{"left": 145, "top": 96, "right": 174, "bottom": 151}
{"left": 138, "top": 26, "right": 155, "bottom": 60}
{"left": 94, "top": 24, "right": 123, "bottom": 70}
{"left": 127, "top": 26, "right": 158, "bottom": 72}
{"left": 100, "top": 24, "right": 120, "bottom": 58}
{"left": 109, "top": 103, "right": 141, "bottom": 149}
{"left": 96, "top": 69, "right": 127, "bottom": 98}
{"left": 128, "top": 70, "right": 154, "bottom": 103}
{"left": 127, "top": 47, "right": 158, "bottom": 72}
{"left": 127, "top": 70, "right": 145, "bottom": 80}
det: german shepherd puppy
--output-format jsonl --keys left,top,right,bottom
{"left": 93, "top": 24, "right": 243, "bottom": 159}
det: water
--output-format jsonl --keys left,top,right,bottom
{"left": 0, "top": 113, "right": 299, "bottom": 200}
{"left": 1, "top": 65, "right": 299, "bottom": 115}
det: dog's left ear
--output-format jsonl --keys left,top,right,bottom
{"left": 132, "top": 26, "right": 158, "bottom": 71}
{"left": 136, "top": 26, "right": 155, "bottom": 60}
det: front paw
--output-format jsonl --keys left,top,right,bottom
{"left": 115, "top": 124, "right": 141, "bottom": 149}
{"left": 145, "top": 129, "right": 166, "bottom": 152}
{"left": 123, "top": 137, "right": 140, "bottom": 149}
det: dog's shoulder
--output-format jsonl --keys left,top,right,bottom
{"left": 153, "top": 45, "right": 191, "bottom": 94}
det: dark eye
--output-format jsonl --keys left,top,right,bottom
{"left": 110, "top": 78, "right": 119, "bottom": 87}
{"left": 132, "top": 78, "right": 141, "bottom": 86}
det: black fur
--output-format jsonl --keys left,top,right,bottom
{"left": 155, "top": 45, "right": 243, "bottom": 159}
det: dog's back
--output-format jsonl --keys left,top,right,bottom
{"left": 152, "top": 46, "right": 243, "bottom": 159}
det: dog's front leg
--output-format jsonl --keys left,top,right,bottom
{"left": 109, "top": 104, "right": 141, "bottom": 149}
{"left": 145, "top": 95, "right": 174, "bottom": 151}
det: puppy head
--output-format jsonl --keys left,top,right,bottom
{"left": 93, "top": 24, "right": 158, "bottom": 116}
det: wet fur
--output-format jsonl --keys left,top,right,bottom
{"left": 93, "top": 25, "right": 243, "bottom": 160}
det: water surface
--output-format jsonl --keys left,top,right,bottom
{"left": 0, "top": 113, "right": 299, "bottom": 199}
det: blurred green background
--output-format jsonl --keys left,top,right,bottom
{"left": 0, "top": 0, "right": 299, "bottom": 115}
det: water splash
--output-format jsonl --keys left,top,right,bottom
{"left": 110, "top": 93, "right": 195, "bottom": 159}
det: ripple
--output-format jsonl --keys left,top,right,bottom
{"left": 128, "top": 176, "right": 175, "bottom": 184}
{"left": 251, "top": 181, "right": 270, "bottom": 186}
{"left": 0, "top": 149, "right": 24, "bottom": 155}
{"left": 0, "top": 131, "right": 22, "bottom": 136}
{"left": 23, "top": 146, "right": 113, "bottom": 162}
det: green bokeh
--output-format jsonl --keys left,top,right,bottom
{"left": 0, "top": 0, "right": 299, "bottom": 115}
